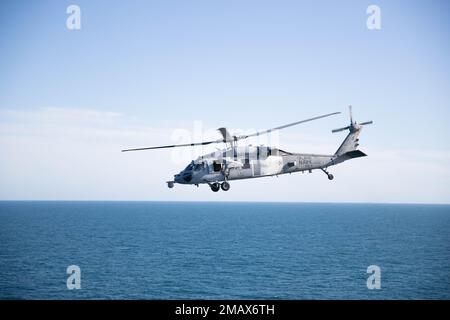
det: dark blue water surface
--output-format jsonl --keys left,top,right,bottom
{"left": 0, "top": 201, "right": 449, "bottom": 299}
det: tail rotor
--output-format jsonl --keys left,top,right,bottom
{"left": 332, "top": 105, "right": 373, "bottom": 133}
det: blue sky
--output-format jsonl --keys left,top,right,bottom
{"left": 0, "top": 1, "right": 449, "bottom": 202}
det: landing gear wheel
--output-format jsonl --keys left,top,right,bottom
{"left": 211, "top": 183, "right": 220, "bottom": 192}
{"left": 221, "top": 181, "right": 230, "bottom": 191}
{"left": 321, "top": 168, "right": 334, "bottom": 180}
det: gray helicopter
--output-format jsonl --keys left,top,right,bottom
{"left": 122, "top": 106, "right": 372, "bottom": 192}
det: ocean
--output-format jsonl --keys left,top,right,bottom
{"left": 0, "top": 201, "right": 449, "bottom": 299}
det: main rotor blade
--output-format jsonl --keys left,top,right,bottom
{"left": 122, "top": 111, "right": 341, "bottom": 152}
{"left": 217, "top": 127, "right": 233, "bottom": 142}
{"left": 121, "top": 139, "right": 220, "bottom": 152}
{"left": 240, "top": 112, "right": 341, "bottom": 139}
{"left": 358, "top": 121, "right": 373, "bottom": 126}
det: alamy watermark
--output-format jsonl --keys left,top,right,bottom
{"left": 66, "top": 5, "right": 81, "bottom": 30}
{"left": 367, "top": 5, "right": 381, "bottom": 30}
{"left": 169, "top": 121, "right": 281, "bottom": 165}
{"left": 67, "top": 265, "right": 81, "bottom": 290}
{"left": 367, "top": 265, "right": 381, "bottom": 289}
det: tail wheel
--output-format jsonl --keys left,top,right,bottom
{"left": 211, "top": 183, "right": 220, "bottom": 192}
{"left": 221, "top": 181, "right": 230, "bottom": 191}
{"left": 328, "top": 174, "right": 334, "bottom": 180}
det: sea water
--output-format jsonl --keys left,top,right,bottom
{"left": 0, "top": 201, "right": 449, "bottom": 299}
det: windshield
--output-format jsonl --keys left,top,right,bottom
{"left": 184, "top": 162, "right": 194, "bottom": 171}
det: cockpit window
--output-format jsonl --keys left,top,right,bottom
{"left": 184, "top": 163, "right": 194, "bottom": 171}
{"left": 194, "top": 163, "right": 203, "bottom": 171}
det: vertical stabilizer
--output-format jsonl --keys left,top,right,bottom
{"left": 332, "top": 106, "right": 372, "bottom": 156}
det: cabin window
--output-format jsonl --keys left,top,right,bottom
{"left": 243, "top": 150, "right": 250, "bottom": 169}
{"left": 257, "top": 146, "right": 269, "bottom": 159}
{"left": 213, "top": 161, "right": 222, "bottom": 172}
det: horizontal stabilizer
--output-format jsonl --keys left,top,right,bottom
{"left": 346, "top": 150, "right": 367, "bottom": 158}
{"left": 338, "top": 150, "right": 367, "bottom": 160}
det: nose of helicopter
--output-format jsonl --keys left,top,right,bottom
{"left": 174, "top": 171, "right": 192, "bottom": 183}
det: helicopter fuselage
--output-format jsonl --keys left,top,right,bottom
{"left": 171, "top": 145, "right": 339, "bottom": 186}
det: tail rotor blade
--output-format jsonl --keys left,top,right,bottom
{"left": 332, "top": 126, "right": 350, "bottom": 133}
{"left": 349, "top": 105, "right": 353, "bottom": 124}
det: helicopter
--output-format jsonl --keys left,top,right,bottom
{"left": 122, "top": 106, "right": 372, "bottom": 192}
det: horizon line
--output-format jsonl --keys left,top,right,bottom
{"left": 0, "top": 200, "right": 449, "bottom": 206}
